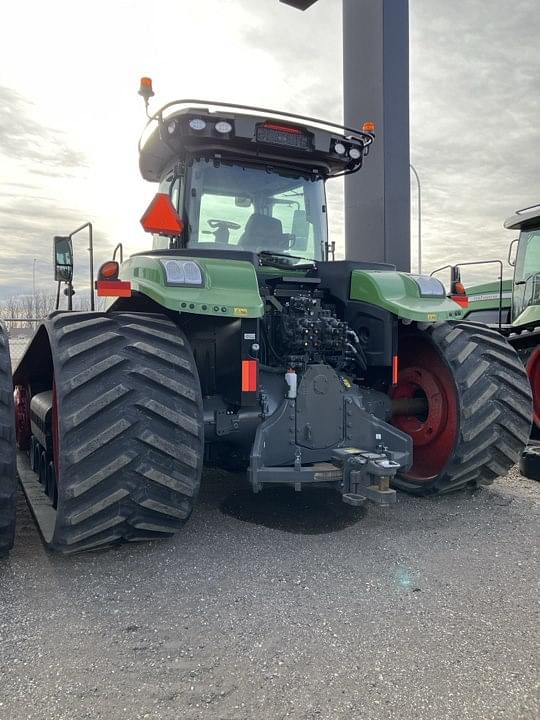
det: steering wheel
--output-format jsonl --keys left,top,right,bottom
{"left": 207, "top": 219, "right": 241, "bottom": 230}
{"left": 202, "top": 219, "right": 242, "bottom": 245}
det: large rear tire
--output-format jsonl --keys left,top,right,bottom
{"left": 37, "top": 312, "right": 203, "bottom": 553}
{"left": 391, "top": 322, "right": 532, "bottom": 495}
{"left": 0, "top": 323, "right": 16, "bottom": 556}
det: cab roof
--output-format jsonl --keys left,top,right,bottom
{"left": 504, "top": 204, "right": 540, "bottom": 231}
{"left": 138, "top": 100, "right": 374, "bottom": 183}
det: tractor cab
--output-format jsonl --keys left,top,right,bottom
{"left": 138, "top": 94, "right": 374, "bottom": 265}
{"left": 505, "top": 204, "right": 540, "bottom": 324}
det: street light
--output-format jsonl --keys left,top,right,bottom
{"left": 410, "top": 164, "right": 422, "bottom": 274}
{"left": 32, "top": 258, "right": 37, "bottom": 329}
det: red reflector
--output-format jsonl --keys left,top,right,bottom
{"left": 450, "top": 294, "right": 469, "bottom": 308}
{"left": 241, "top": 360, "right": 258, "bottom": 393}
{"left": 140, "top": 193, "right": 184, "bottom": 236}
{"left": 263, "top": 122, "right": 302, "bottom": 135}
{"left": 392, "top": 355, "right": 399, "bottom": 385}
{"left": 96, "top": 280, "right": 132, "bottom": 297}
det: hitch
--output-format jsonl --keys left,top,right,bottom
{"left": 331, "top": 448, "right": 399, "bottom": 507}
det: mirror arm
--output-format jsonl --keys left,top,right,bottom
{"left": 508, "top": 238, "right": 518, "bottom": 267}
{"left": 68, "top": 222, "right": 95, "bottom": 311}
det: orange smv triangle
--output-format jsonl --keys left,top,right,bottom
{"left": 140, "top": 193, "right": 184, "bottom": 236}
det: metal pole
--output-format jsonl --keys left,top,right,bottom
{"left": 279, "top": 0, "right": 412, "bottom": 270}
{"left": 344, "top": 0, "right": 410, "bottom": 269}
{"left": 32, "top": 258, "right": 37, "bottom": 329}
{"left": 410, "top": 163, "right": 422, "bottom": 274}
{"left": 68, "top": 222, "right": 95, "bottom": 311}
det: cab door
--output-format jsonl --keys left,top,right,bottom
{"left": 512, "top": 226, "right": 540, "bottom": 321}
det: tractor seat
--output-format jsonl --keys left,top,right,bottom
{"left": 238, "top": 214, "right": 288, "bottom": 251}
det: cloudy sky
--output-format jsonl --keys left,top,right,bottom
{"left": 0, "top": 0, "right": 538, "bottom": 301}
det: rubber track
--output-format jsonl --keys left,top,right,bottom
{"left": 0, "top": 323, "right": 16, "bottom": 555}
{"left": 394, "top": 321, "right": 532, "bottom": 496}
{"left": 48, "top": 312, "right": 203, "bottom": 552}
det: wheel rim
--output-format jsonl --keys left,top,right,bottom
{"left": 526, "top": 347, "right": 540, "bottom": 427}
{"left": 391, "top": 334, "right": 458, "bottom": 482}
{"left": 14, "top": 384, "right": 31, "bottom": 450}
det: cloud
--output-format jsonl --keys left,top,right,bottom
{"left": 0, "top": 86, "right": 87, "bottom": 172}
{"left": 410, "top": 0, "right": 540, "bottom": 279}
{"left": 0, "top": 86, "right": 104, "bottom": 298}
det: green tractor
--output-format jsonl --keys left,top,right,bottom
{"left": 6, "top": 85, "right": 532, "bottom": 553}
{"left": 439, "top": 205, "right": 540, "bottom": 478}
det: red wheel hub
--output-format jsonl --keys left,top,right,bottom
{"left": 14, "top": 384, "right": 31, "bottom": 451}
{"left": 527, "top": 346, "right": 540, "bottom": 428}
{"left": 390, "top": 335, "right": 458, "bottom": 482}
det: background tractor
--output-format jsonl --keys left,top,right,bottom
{"left": 434, "top": 205, "right": 540, "bottom": 478}
{"left": 5, "top": 85, "right": 532, "bottom": 554}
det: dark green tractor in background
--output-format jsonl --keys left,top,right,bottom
{"left": 2, "top": 83, "right": 532, "bottom": 554}
{"left": 436, "top": 205, "right": 540, "bottom": 479}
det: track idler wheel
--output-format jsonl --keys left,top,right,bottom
{"left": 0, "top": 323, "right": 16, "bottom": 556}
{"left": 391, "top": 322, "right": 532, "bottom": 495}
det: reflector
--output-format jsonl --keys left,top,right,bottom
{"left": 241, "top": 360, "right": 258, "bottom": 393}
{"left": 450, "top": 295, "right": 469, "bottom": 309}
{"left": 140, "top": 193, "right": 184, "bottom": 236}
{"left": 96, "top": 280, "right": 132, "bottom": 298}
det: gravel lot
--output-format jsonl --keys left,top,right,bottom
{"left": 1, "top": 467, "right": 538, "bottom": 720}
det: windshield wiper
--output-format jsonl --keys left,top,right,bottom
{"left": 259, "top": 250, "right": 316, "bottom": 268}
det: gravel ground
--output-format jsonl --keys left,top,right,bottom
{"left": 0, "top": 467, "right": 538, "bottom": 720}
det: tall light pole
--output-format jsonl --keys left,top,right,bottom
{"left": 409, "top": 164, "right": 422, "bottom": 274}
{"left": 32, "top": 258, "right": 37, "bottom": 329}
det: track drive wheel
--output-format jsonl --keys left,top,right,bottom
{"left": 0, "top": 323, "right": 16, "bottom": 556}
{"left": 391, "top": 322, "right": 532, "bottom": 495}
{"left": 36, "top": 312, "right": 203, "bottom": 553}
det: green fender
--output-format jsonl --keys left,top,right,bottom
{"left": 118, "top": 254, "right": 264, "bottom": 318}
{"left": 350, "top": 270, "right": 464, "bottom": 323}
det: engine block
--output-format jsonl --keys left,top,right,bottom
{"left": 269, "top": 292, "right": 357, "bottom": 369}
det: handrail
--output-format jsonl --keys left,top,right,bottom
{"left": 139, "top": 98, "right": 375, "bottom": 154}
{"left": 430, "top": 259, "right": 505, "bottom": 329}
{"left": 112, "top": 242, "right": 124, "bottom": 263}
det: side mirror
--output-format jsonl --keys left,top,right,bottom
{"left": 508, "top": 238, "right": 518, "bottom": 267}
{"left": 53, "top": 236, "right": 74, "bottom": 282}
